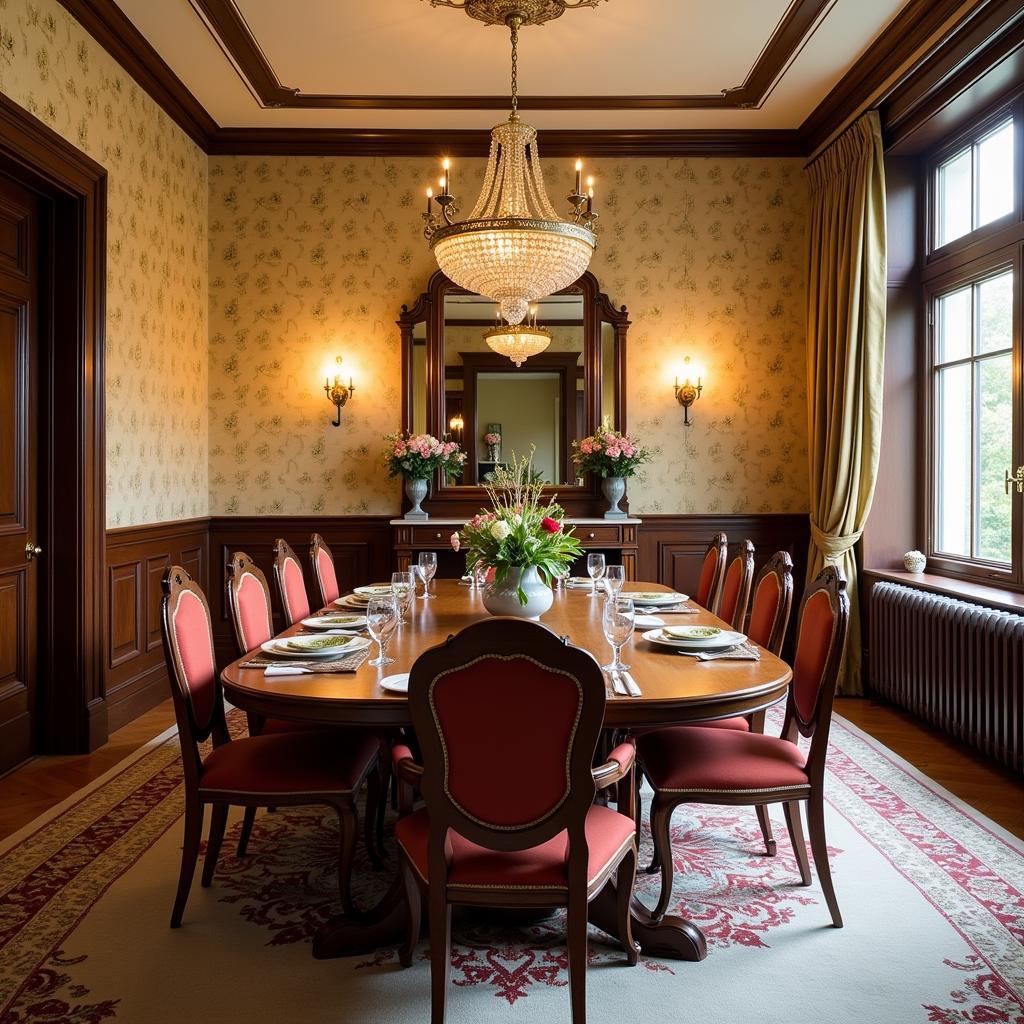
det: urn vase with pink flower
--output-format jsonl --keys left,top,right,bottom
{"left": 384, "top": 432, "right": 466, "bottom": 521}
{"left": 571, "top": 428, "right": 651, "bottom": 520}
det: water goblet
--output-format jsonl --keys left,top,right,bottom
{"left": 391, "top": 571, "right": 414, "bottom": 625}
{"left": 602, "top": 596, "right": 635, "bottom": 675}
{"left": 367, "top": 596, "right": 398, "bottom": 668}
{"left": 587, "top": 553, "right": 606, "bottom": 598}
{"left": 417, "top": 552, "right": 437, "bottom": 600}
{"left": 605, "top": 565, "right": 626, "bottom": 599}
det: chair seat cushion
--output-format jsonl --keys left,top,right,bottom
{"left": 638, "top": 726, "right": 808, "bottom": 794}
{"left": 695, "top": 717, "right": 750, "bottom": 732}
{"left": 200, "top": 730, "right": 379, "bottom": 797}
{"left": 395, "top": 804, "right": 635, "bottom": 891}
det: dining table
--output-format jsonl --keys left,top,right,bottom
{"left": 220, "top": 579, "right": 793, "bottom": 963}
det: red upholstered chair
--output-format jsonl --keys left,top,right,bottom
{"left": 310, "top": 532, "right": 341, "bottom": 607}
{"left": 637, "top": 565, "right": 849, "bottom": 927}
{"left": 718, "top": 539, "right": 754, "bottom": 630}
{"left": 392, "top": 618, "right": 639, "bottom": 1024}
{"left": 272, "top": 538, "right": 311, "bottom": 625}
{"left": 160, "top": 565, "right": 380, "bottom": 926}
{"left": 695, "top": 532, "right": 728, "bottom": 614}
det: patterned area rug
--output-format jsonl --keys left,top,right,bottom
{"left": 1, "top": 710, "right": 1021, "bottom": 1024}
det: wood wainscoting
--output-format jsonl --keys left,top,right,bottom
{"left": 101, "top": 512, "right": 810, "bottom": 730}
{"left": 104, "top": 519, "right": 209, "bottom": 733}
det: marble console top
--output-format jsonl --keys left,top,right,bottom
{"left": 390, "top": 517, "right": 642, "bottom": 526}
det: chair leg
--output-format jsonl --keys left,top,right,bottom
{"left": 428, "top": 888, "right": 451, "bottom": 1024}
{"left": 615, "top": 846, "right": 640, "bottom": 966}
{"left": 236, "top": 806, "right": 257, "bottom": 858}
{"left": 375, "top": 743, "right": 392, "bottom": 860}
{"left": 170, "top": 797, "right": 204, "bottom": 928}
{"left": 364, "top": 765, "right": 385, "bottom": 868}
{"left": 648, "top": 796, "right": 676, "bottom": 921}
{"left": 335, "top": 802, "right": 359, "bottom": 918}
{"left": 567, "top": 887, "right": 589, "bottom": 1024}
{"left": 755, "top": 804, "right": 777, "bottom": 856}
{"left": 807, "top": 793, "right": 843, "bottom": 928}
{"left": 201, "top": 802, "right": 228, "bottom": 888}
{"left": 399, "top": 857, "right": 422, "bottom": 968}
{"left": 784, "top": 800, "right": 811, "bottom": 885}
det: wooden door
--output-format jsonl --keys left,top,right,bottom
{"left": 0, "top": 173, "right": 39, "bottom": 773}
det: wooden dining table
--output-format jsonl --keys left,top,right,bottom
{"left": 220, "top": 579, "right": 793, "bottom": 963}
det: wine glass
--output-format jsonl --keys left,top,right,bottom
{"left": 587, "top": 553, "right": 606, "bottom": 598}
{"left": 605, "top": 565, "right": 625, "bottom": 598}
{"left": 391, "top": 571, "right": 414, "bottom": 625}
{"left": 602, "top": 596, "right": 635, "bottom": 674}
{"left": 417, "top": 552, "right": 437, "bottom": 600}
{"left": 367, "top": 596, "right": 398, "bottom": 667}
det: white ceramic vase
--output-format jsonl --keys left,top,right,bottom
{"left": 602, "top": 475, "right": 627, "bottom": 519}
{"left": 482, "top": 565, "right": 553, "bottom": 620}
{"left": 404, "top": 477, "right": 429, "bottom": 520}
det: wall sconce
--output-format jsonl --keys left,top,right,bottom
{"left": 673, "top": 357, "right": 703, "bottom": 427}
{"left": 448, "top": 413, "right": 464, "bottom": 434}
{"left": 324, "top": 356, "right": 355, "bottom": 427}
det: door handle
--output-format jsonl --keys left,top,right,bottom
{"left": 1005, "top": 466, "right": 1024, "bottom": 495}
{"left": 25, "top": 541, "right": 42, "bottom": 560}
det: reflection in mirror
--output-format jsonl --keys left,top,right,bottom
{"left": 412, "top": 320, "right": 427, "bottom": 435}
{"left": 442, "top": 291, "right": 585, "bottom": 486}
{"left": 600, "top": 320, "right": 616, "bottom": 429}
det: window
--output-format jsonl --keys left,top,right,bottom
{"left": 924, "top": 102, "right": 1023, "bottom": 589}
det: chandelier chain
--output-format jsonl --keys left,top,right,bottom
{"left": 508, "top": 16, "right": 520, "bottom": 118}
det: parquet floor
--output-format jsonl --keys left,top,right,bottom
{"left": 1, "top": 697, "right": 1022, "bottom": 841}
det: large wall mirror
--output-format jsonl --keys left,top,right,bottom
{"left": 400, "top": 270, "right": 629, "bottom": 515}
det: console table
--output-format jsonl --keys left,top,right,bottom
{"left": 390, "top": 518, "right": 641, "bottom": 580}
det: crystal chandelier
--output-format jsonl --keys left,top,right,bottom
{"left": 422, "top": 1, "right": 602, "bottom": 326}
{"left": 484, "top": 305, "right": 552, "bottom": 366}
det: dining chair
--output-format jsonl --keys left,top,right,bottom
{"left": 637, "top": 565, "right": 849, "bottom": 926}
{"left": 310, "top": 532, "right": 341, "bottom": 607}
{"left": 160, "top": 565, "right": 381, "bottom": 927}
{"left": 391, "top": 617, "right": 640, "bottom": 1024}
{"left": 695, "top": 532, "right": 728, "bottom": 614}
{"left": 717, "top": 539, "right": 755, "bottom": 630}
{"left": 272, "top": 537, "right": 311, "bottom": 626}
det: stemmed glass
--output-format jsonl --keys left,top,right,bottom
{"left": 417, "top": 552, "right": 437, "bottom": 600}
{"left": 605, "top": 565, "right": 625, "bottom": 598}
{"left": 367, "top": 596, "right": 398, "bottom": 667}
{"left": 602, "top": 596, "right": 635, "bottom": 675}
{"left": 587, "top": 553, "right": 606, "bottom": 598}
{"left": 391, "top": 571, "right": 414, "bottom": 626}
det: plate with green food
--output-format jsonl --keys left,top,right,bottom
{"left": 261, "top": 634, "right": 371, "bottom": 658}
{"left": 353, "top": 584, "right": 395, "bottom": 598}
{"left": 641, "top": 628, "right": 746, "bottom": 652}
{"left": 624, "top": 591, "right": 689, "bottom": 607}
{"left": 300, "top": 614, "right": 366, "bottom": 631}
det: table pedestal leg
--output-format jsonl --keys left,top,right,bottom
{"left": 313, "top": 876, "right": 407, "bottom": 959}
{"left": 587, "top": 881, "right": 708, "bottom": 961}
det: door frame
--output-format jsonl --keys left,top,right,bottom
{"left": 0, "top": 94, "right": 107, "bottom": 753}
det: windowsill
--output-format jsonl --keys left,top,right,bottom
{"left": 863, "top": 568, "right": 1024, "bottom": 614}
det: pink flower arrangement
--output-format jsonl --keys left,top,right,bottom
{"left": 383, "top": 431, "right": 466, "bottom": 481}
{"left": 572, "top": 428, "right": 650, "bottom": 479}
{"left": 483, "top": 431, "right": 501, "bottom": 446}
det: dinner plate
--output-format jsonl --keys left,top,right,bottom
{"left": 641, "top": 628, "right": 746, "bottom": 652}
{"left": 261, "top": 635, "right": 371, "bottom": 658}
{"left": 663, "top": 624, "right": 726, "bottom": 642}
{"left": 625, "top": 591, "right": 689, "bottom": 606}
{"left": 335, "top": 594, "right": 372, "bottom": 609}
{"left": 354, "top": 584, "right": 394, "bottom": 598}
{"left": 633, "top": 614, "right": 665, "bottom": 628}
{"left": 300, "top": 614, "right": 367, "bottom": 631}
{"left": 379, "top": 673, "right": 410, "bottom": 694}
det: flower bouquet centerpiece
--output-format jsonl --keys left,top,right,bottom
{"left": 571, "top": 428, "right": 651, "bottom": 520}
{"left": 483, "top": 430, "right": 502, "bottom": 462}
{"left": 385, "top": 432, "right": 466, "bottom": 521}
{"left": 454, "top": 451, "right": 582, "bottom": 619}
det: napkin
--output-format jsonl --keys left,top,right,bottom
{"left": 634, "top": 614, "right": 665, "bottom": 628}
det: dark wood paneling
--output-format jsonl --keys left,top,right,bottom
{"left": 104, "top": 518, "right": 209, "bottom": 733}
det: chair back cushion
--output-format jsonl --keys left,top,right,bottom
{"left": 719, "top": 556, "right": 743, "bottom": 624}
{"left": 793, "top": 588, "right": 838, "bottom": 727}
{"left": 315, "top": 547, "right": 340, "bottom": 605}
{"left": 167, "top": 586, "right": 217, "bottom": 732}
{"left": 282, "top": 554, "right": 310, "bottom": 624}
{"left": 236, "top": 571, "right": 273, "bottom": 651}
{"left": 748, "top": 572, "right": 782, "bottom": 649}
{"left": 696, "top": 547, "right": 719, "bottom": 607}
{"left": 429, "top": 655, "right": 583, "bottom": 828}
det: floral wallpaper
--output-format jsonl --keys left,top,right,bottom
{"left": 0, "top": 0, "right": 208, "bottom": 527}
{"left": 209, "top": 155, "right": 809, "bottom": 516}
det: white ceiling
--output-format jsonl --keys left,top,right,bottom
{"left": 113, "top": 0, "right": 914, "bottom": 130}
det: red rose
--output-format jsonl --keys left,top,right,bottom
{"left": 541, "top": 517, "right": 561, "bottom": 533}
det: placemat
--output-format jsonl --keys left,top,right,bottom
{"left": 240, "top": 649, "right": 370, "bottom": 672}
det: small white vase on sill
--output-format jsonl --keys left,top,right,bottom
{"left": 903, "top": 550, "right": 927, "bottom": 573}
{"left": 482, "top": 566, "right": 553, "bottom": 620}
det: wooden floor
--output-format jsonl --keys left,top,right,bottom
{"left": 1, "top": 696, "right": 1022, "bottom": 842}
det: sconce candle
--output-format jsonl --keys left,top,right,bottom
{"left": 673, "top": 356, "right": 703, "bottom": 427}
{"left": 324, "top": 355, "right": 355, "bottom": 427}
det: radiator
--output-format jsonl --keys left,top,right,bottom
{"left": 869, "top": 582, "right": 1024, "bottom": 776}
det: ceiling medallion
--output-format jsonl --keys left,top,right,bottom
{"left": 421, "top": 3, "right": 603, "bottom": 324}
{"left": 425, "top": 0, "right": 606, "bottom": 27}
{"left": 484, "top": 306, "right": 552, "bottom": 367}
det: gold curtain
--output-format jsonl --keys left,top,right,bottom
{"left": 805, "top": 111, "right": 887, "bottom": 694}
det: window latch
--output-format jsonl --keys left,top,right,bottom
{"left": 1005, "top": 466, "right": 1024, "bottom": 495}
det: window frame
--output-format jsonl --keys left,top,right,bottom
{"left": 921, "top": 94, "right": 1024, "bottom": 592}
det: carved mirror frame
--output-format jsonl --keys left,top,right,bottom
{"left": 399, "top": 269, "right": 630, "bottom": 517}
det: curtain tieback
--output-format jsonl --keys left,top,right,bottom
{"left": 810, "top": 522, "right": 863, "bottom": 564}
